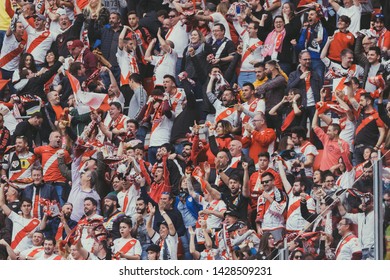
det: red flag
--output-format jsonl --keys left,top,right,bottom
{"left": 192, "top": 167, "right": 208, "bottom": 193}
{"left": 76, "top": 0, "right": 89, "bottom": 10}
{"left": 65, "top": 71, "right": 110, "bottom": 114}
{"left": 0, "top": 79, "right": 10, "bottom": 91}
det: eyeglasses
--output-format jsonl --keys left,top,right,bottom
{"left": 261, "top": 179, "right": 272, "bottom": 184}
{"left": 168, "top": 15, "right": 176, "bottom": 18}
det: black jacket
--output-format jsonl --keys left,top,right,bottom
{"left": 287, "top": 67, "right": 323, "bottom": 107}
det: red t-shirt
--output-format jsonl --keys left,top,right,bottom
{"left": 34, "top": 145, "right": 71, "bottom": 182}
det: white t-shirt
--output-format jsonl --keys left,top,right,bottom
{"left": 337, "top": 5, "right": 362, "bottom": 35}
{"left": 151, "top": 49, "right": 177, "bottom": 86}
{"left": 199, "top": 198, "right": 226, "bottom": 229}
{"left": 151, "top": 233, "right": 179, "bottom": 260}
{"left": 117, "top": 186, "right": 140, "bottom": 217}
{"left": 165, "top": 21, "right": 189, "bottom": 58}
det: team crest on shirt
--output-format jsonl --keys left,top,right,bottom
{"left": 43, "top": 32, "right": 50, "bottom": 37}
{"left": 251, "top": 103, "right": 257, "bottom": 109}
{"left": 346, "top": 35, "right": 352, "bottom": 39}
{"left": 19, "top": 43, "right": 25, "bottom": 48}
{"left": 226, "top": 110, "right": 232, "bottom": 115}
{"left": 11, "top": 160, "right": 20, "bottom": 169}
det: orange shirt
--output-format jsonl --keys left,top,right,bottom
{"left": 34, "top": 145, "right": 71, "bottom": 182}
{"left": 241, "top": 128, "right": 276, "bottom": 164}
{"left": 327, "top": 31, "right": 355, "bottom": 62}
{"left": 52, "top": 105, "right": 63, "bottom": 121}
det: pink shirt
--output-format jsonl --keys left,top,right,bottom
{"left": 314, "top": 127, "right": 350, "bottom": 171}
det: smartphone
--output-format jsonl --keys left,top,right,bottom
{"left": 236, "top": 5, "right": 241, "bottom": 14}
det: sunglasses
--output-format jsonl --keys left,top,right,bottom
{"left": 261, "top": 179, "right": 272, "bottom": 184}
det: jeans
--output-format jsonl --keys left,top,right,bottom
{"left": 180, "top": 228, "right": 193, "bottom": 260}
{"left": 311, "top": 59, "right": 325, "bottom": 85}
{"left": 53, "top": 183, "right": 71, "bottom": 206}
{"left": 148, "top": 146, "right": 159, "bottom": 165}
{"left": 362, "top": 247, "right": 375, "bottom": 260}
{"left": 237, "top": 72, "right": 256, "bottom": 88}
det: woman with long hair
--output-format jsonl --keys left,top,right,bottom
{"left": 206, "top": 120, "right": 234, "bottom": 166}
{"left": 181, "top": 29, "right": 212, "bottom": 99}
{"left": 252, "top": 232, "right": 279, "bottom": 260}
{"left": 12, "top": 53, "right": 37, "bottom": 84}
{"left": 259, "top": 15, "right": 296, "bottom": 75}
{"left": 269, "top": 88, "right": 304, "bottom": 136}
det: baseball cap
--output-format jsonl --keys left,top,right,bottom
{"left": 35, "top": 14, "right": 46, "bottom": 21}
{"left": 224, "top": 210, "right": 240, "bottom": 219}
{"left": 68, "top": 39, "right": 84, "bottom": 50}
{"left": 104, "top": 193, "right": 118, "bottom": 204}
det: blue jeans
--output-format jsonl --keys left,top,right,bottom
{"left": 362, "top": 247, "right": 375, "bottom": 260}
{"left": 180, "top": 228, "right": 193, "bottom": 260}
{"left": 311, "top": 59, "right": 325, "bottom": 85}
{"left": 148, "top": 146, "right": 159, "bottom": 165}
{"left": 237, "top": 72, "right": 256, "bottom": 88}
{"left": 53, "top": 183, "right": 70, "bottom": 206}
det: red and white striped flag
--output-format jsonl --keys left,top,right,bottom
{"left": 65, "top": 71, "right": 110, "bottom": 114}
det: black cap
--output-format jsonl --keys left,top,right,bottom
{"left": 224, "top": 210, "right": 240, "bottom": 219}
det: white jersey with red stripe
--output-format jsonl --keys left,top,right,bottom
{"left": 2, "top": 151, "right": 38, "bottom": 189}
{"left": 199, "top": 197, "right": 227, "bottom": 229}
{"left": 149, "top": 115, "right": 174, "bottom": 147}
{"left": 233, "top": 21, "right": 262, "bottom": 72}
{"left": 8, "top": 211, "right": 40, "bottom": 253}
{"left": 0, "top": 33, "right": 25, "bottom": 71}
{"left": 241, "top": 98, "right": 265, "bottom": 126}
{"left": 335, "top": 233, "right": 361, "bottom": 260}
{"left": 117, "top": 186, "right": 140, "bottom": 217}
{"left": 165, "top": 21, "right": 189, "bottom": 59}
{"left": 294, "top": 141, "right": 318, "bottom": 178}
{"left": 169, "top": 88, "right": 186, "bottom": 117}
{"left": 286, "top": 192, "right": 315, "bottom": 231}
{"left": 213, "top": 99, "right": 239, "bottom": 127}
{"left": 151, "top": 49, "right": 177, "bottom": 86}
{"left": 116, "top": 47, "right": 139, "bottom": 86}
{"left": 20, "top": 15, "right": 56, "bottom": 64}
{"left": 19, "top": 245, "right": 44, "bottom": 259}
{"left": 112, "top": 237, "right": 142, "bottom": 260}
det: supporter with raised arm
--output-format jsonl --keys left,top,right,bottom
{"left": 147, "top": 202, "right": 178, "bottom": 260}
{"left": 312, "top": 108, "right": 350, "bottom": 171}
{"left": 0, "top": 184, "right": 40, "bottom": 254}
